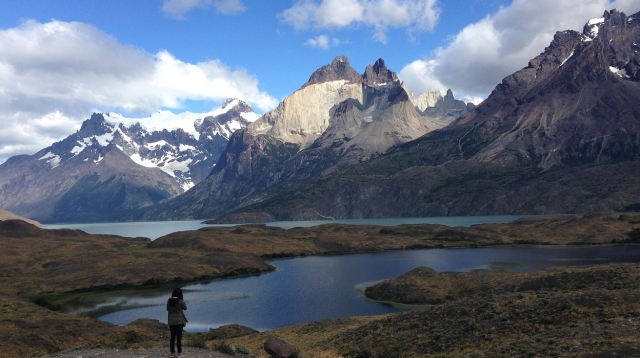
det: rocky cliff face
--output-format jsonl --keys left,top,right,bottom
{"left": 362, "top": 58, "right": 398, "bottom": 86}
{"left": 0, "top": 99, "right": 256, "bottom": 223}
{"left": 248, "top": 80, "right": 364, "bottom": 149}
{"left": 414, "top": 91, "right": 442, "bottom": 111}
{"left": 456, "top": 9, "right": 640, "bottom": 168}
{"left": 139, "top": 57, "right": 474, "bottom": 221}
{"left": 199, "top": 8, "right": 640, "bottom": 221}
{"left": 302, "top": 55, "right": 363, "bottom": 88}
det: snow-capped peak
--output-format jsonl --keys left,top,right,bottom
{"left": 104, "top": 99, "right": 257, "bottom": 140}
{"left": 585, "top": 17, "right": 605, "bottom": 39}
{"left": 221, "top": 98, "right": 241, "bottom": 111}
{"left": 37, "top": 99, "right": 258, "bottom": 191}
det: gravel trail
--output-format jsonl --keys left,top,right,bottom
{"left": 40, "top": 347, "right": 246, "bottom": 358}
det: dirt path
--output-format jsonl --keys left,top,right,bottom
{"left": 40, "top": 347, "right": 245, "bottom": 358}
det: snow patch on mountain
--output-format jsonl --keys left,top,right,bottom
{"left": 39, "top": 152, "right": 61, "bottom": 168}
{"left": 560, "top": 50, "right": 574, "bottom": 66}
{"left": 609, "top": 66, "right": 630, "bottom": 78}
{"left": 240, "top": 112, "right": 260, "bottom": 122}
{"left": 130, "top": 153, "right": 159, "bottom": 169}
{"left": 37, "top": 98, "right": 257, "bottom": 192}
{"left": 585, "top": 17, "right": 605, "bottom": 39}
{"left": 105, "top": 99, "right": 258, "bottom": 141}
{"left": 146, "top": 140, "right": 171, "bottom": 149}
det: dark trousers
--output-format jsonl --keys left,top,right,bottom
{"left": 169, "top": 324, "right": 184, "bottom": 354}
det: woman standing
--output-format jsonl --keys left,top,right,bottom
{"left": 167, "top": 288, "right": 188, "bottom": 357}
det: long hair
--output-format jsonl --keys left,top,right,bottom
{"left": 171, "top": 288, "right": 184, "bottom": 300}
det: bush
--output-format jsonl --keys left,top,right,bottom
{"left": 625, "top": 228, "right": 640, "bottom": 243}
{"left": 32, "top": 296, "right": 60, "bottom": 311}
{"left": 187, "top": 334, "right": 207, "bottom": 349}
{"left": 215, "top": 341, "right": 235, "bottom": 354}
{"left": 231, "top": 344, "right": 250, "bottom": 354}
{"left": 123, "top": 330, "right": 142, "bottom": 344}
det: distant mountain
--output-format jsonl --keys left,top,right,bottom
{"left": 139, "top": 8, "right": 640, "bottom": 222}
{"left": 224, "top": 8, "right": 640, "bottom": 220}
{"left": 0, "top": 99, "right": 258, "bottom": 223}
{"left": 137, "top": 56, "right": 474, "bottom": 221}
{"left": 11, "top": 9, "right": 636, "bottom": 224}
{"left": 454, "top": 9, "right": 640, "bottom": 168}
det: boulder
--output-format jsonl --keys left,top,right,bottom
{"left": 264, "top": 335, "right": 299, "bottom": 358}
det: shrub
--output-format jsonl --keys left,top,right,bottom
{"left": 187, "top": 334, "right": 207, "bottom": 349}
{"left": 625, "top": 228, "right": 640, "bottom": 243}
{"left": 32, "top": 296, "right": 60, "bottom": 311}
{"left": 215, "top": 341, "right": 235, "bottom": 354}
{"left": 123, "top": 330, "right": 141, "bottom": 344}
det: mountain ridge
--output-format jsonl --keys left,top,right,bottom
{"left": 0, "top": 99, "right": 259, "bottom": 222}
{"left": 135, "top": 56, "right": 474, "bottom": 221}
{"left": 199, "top": 8, "right": 640, "bottom": 222}
{"left": 4, "top": 9, "right": 638, "bottom": 223}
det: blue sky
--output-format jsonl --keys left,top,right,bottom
{"left": 0, "top": 0, "right": 637, "bottom": 162}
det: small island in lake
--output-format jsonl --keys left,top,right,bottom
{"left": 2, "top": 213, "right": 640, "bottom": 357}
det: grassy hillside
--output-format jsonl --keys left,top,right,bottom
{"left": 2, "top": 213, "right": 640, "bottom": 357}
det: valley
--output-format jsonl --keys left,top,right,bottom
{"left": 2, "top": 212, "right": 640, "bottom": 357}
{"left": 0, "top": 6, "right": 639, "bottom": 358}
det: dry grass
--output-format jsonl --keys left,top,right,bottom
{"left": 2, "top": 212, "right": 640, "bottom": 357}
{"left": 201, "top": 263, "right": 640, "bottom": 357}
{"left": 206, "top": 316, "right": 380, "bottom": 357}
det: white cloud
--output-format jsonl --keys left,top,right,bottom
{"left": 305, "top": 34, "right": 341, "bottom": 49}
{"left": 279, "top": 0, "right": 440, "bottom": 43}
{"left": 161, "top": 0, "right": 246, "bottom": 18}
{"left": 399, "top": 59, "right": 446, "bottom": 95}
{"left": 213, "top": 0, "right": 247, "bottom": 15}
{"left": 399, "top": 0, "right": 638, "bottom": 101}
{"left": 0, "top": 20, "right": 276, "bottom": 163}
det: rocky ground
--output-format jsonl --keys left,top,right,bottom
{"left": 40, "top": 347, "right": 236, "bottom": 358}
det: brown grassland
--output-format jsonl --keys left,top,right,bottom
{"left": 2, "top": 213, "right": 640, "bottom": 357}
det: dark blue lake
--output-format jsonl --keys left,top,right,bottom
{"left": 66, "top": 245, "right": 640, "bottom": 332}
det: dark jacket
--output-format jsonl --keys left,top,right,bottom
{"left": 167, "top": 297, "right": 188, "bottom": 326}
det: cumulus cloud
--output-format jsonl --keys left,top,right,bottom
{"left": 0, "top": 20, "right": 276, "bottom": 162}
{"left": 305, "top": 34, "right": 341, "bottom": 49}
{"left": 279, "top": 0, "right": 440, "bottom": 43}
{"left": 399, "top": 0, "right": 638, "bottom": 102}
{"left": 162, "top": 0, "right": 246, "bottom": 18}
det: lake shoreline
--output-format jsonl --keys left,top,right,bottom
{"left": 30, "top": 213, "right": 640, "bottom": 321}
{"left": 3, "top": 212, "right": 640, "bottom": 357}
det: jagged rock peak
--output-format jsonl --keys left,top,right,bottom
{"left": 78, "top": 113, "right": 114, "bottom": 138}
{"left": 222, "top": 97, "right": 242, "bottom": 108}
{"left": 362, "top": 58, "right": 399, "bottom": 86}
{"left": 414, "top": 90, "right": 442, "bottom": 111}
{"left": 582, "top": 9, "right": 634, "bottom": 41}
{"left": 219, "top": 98, "right": 255, "bottom": 113}
{"left": 303, "top": 55, "right": 363, "bottom": 88}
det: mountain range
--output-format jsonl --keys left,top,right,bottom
{"left": 0, "top": 99, "right": 259, "bottom": 222}
{"left": 134, "top": 56, "right": 472, "bottom": 221}
{"left": 1, "top": 8, "right": 638, "bottom": 224}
